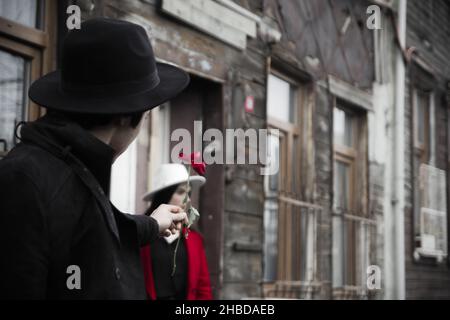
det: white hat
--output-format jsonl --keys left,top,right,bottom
{"left": 142, "top": 163, "right": 206, "bottom": 201}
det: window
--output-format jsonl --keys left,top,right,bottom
{"left": 0, "top": 0, "right": 44, "bottom": 29}
{"left": 263, "top": 132, "right": 280, "bottom": 282}
{"left": 413, "top": 90, "right": 430, "bottom": 164}
{"left": 263, "top": 72, "right": 318, "bottom": 299}
{"left": 267, "top": 74, "right": 297, "bottom": 124}
{"left": 0, "top": 49, "right": 30, "bottom": 156}
{"left": 332, "top": 101, "right": 373, "bottom": 299}
{"left": 333, "top": 108, "right": 355, "bottom": 213}
{"left": 412, "top": 87, "right": 447, "bottom": 261}
{"left": 413, "top": 88, "right": 431, "bottom": 240}
{"left": 0, "top": 0, "right": 56, "bottom": 157}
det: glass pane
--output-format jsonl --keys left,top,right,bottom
{"left": 343, "top": 219, "right": 357, "bottom": 286}
{"left": 0, "top": 0, "right": 40, "bottom": 29}
{"left": 291, "top": 206, "right": 308, "bottom": 281}
{"left": 0, "top": 49, "right": 27, "bottom": 154}
{"left": 333, "top": 161, "right": 350, "bottom": 211}
{"left": 263, "top": 199, "right": 278, "bottom": 281}
{"left": 268, "top": 134, "right": 280, "bottom": 192}
{"left": 413, "top": 155, "right": 421, "bottom": 238}
{"left": 267, "top": 74, "right": 296, "bottom": 123}
{"left": 334, "top": 107, "right": 353, "bottom": 147}
{"left": 289, "top": 84, "right": 297, "bottom": 123}
{"left": 415, "top": 92, "right": 428, "bottom": 145}
{"left": 291, "top": 136, "right": 300, "bottom": 195}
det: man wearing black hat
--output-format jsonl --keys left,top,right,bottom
{"left": 0, "top": 18, "right": 190, "bottom": 299}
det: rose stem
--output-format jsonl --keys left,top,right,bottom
{"left": 172, "top": 165, "right": 191, "bottom": 277}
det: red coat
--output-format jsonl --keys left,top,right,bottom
{"left": 140, "top": 229, "right": 213, "bottom": 300}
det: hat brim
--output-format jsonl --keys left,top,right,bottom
{"left": 28, "top": 62, "right": 189, "bottom": 114}
{"left": 142, "top": 175, "right": 206, "bottom": 202}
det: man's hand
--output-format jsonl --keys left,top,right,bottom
{"left": 150, "top": 204, "right": 188, "bottom": 237}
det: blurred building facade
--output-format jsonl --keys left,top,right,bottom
{"left": 0, "top": 0, "right": 449, "bottom": 299}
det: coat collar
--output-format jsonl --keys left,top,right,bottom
{"left": 19, "top": 114, "right": 121, "bottom": 244}
{"left": 20, "top": 113, "right": 115, "bottom": 194}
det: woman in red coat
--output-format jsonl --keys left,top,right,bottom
{"left": 140, "top": 164, "right": 213, "bottom": 300}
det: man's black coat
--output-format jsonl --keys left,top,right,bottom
{"left": 0, "top": 114, "right": 159, "bottom": 299}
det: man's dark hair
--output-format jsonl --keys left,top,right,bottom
{"left": 46, "top": 110, "right": 144, "bottom": 130}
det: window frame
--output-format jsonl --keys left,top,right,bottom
{"left": 332, "top": 97, "right": 372, "bottom": 298}
{"left": 410, "top": 77, "right": 448, "bottom": 263}
{"left": 413, "top": 88, "right": 431, "bottom": 164}
{"left": 333, "top": 103, "right": 359, "bottom": 215}
{"left": 267, "top": 69, "right": 302, "bottom": 198}
{"left": 266, "top": 70, "right": 303, "bottom": 284}
{"left": 0, "top": 0, "right": 57, "bottom": 157}
{"left": 334, "top": 153, "right": 355, "bottom": 213}
{"left": 263, "top": 67, "right": 319, "bottom": 299}
{"left": 0, "top": 0, "right": 57, "bottom": 121}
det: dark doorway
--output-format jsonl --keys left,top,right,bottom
{"left": 169, "top": 75, "right": 224, "bottom": 299}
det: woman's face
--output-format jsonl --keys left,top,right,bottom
{"left": 169, "top": 183, "right": 191, "bottom": 209}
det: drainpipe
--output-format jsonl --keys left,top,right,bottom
{"left": 392, "top": 0, "right": 407, "bottom": 300}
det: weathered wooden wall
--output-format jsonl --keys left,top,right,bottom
{"left": 404, "top": 0, "right": 450, "bottom": 300}
{"left": 262, "top": 0, "right": 374, "bottom": 86}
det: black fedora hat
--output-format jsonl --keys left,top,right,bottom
{"left": 29, "top": 18, "right": 189, "bottom": 114}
